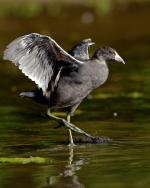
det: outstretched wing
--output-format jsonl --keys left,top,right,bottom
{"left": 3, "top": 33, "right": 83, "bottom": 92}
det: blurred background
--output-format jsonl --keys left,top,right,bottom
{"left": 0, "top": 0, "right": 150, "bottom": 188}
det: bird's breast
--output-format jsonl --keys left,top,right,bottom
{"left": 86, "top": 61, "right": 109, "bottom": 89}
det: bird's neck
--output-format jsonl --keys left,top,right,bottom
{"left": 90, "top": 58, "right": 109, "bottom": 89}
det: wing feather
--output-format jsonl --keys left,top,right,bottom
{"left": 3, "top": 33, "right": 83, "bottom": 92}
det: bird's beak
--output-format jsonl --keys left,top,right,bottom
{"left": 89, "top": 42, "right": 95, "bottom": 46}
{"left": 115, "top": 52, "right": 125, "bottom": 64}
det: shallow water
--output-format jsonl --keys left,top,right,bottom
{"left": 0, "top": 2, "right": 150, "bottom": 188}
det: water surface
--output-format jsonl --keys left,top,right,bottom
{"left": 0, "top": 2, "right": 150, "bottom": 188}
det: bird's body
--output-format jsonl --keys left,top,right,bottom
{"left": 26, "top": 59, "right": 109, "bottom": 115}
{"left": 3, "top": 33, "right": 124, "bottom": 145}
{"left": 48, "top": 60, "right": 109, "bottom": 110}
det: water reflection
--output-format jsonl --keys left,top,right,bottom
{"left": 43, "top": 147, "right": 86, "bottom": 188}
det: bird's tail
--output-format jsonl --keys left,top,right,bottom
{"left": 20, "top": 92, "right": 35, "bottom": 98}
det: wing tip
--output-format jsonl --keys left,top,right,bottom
{"left": 3, "top": 49, "right": 9, "bottom": 61}
{"left": 3, "top": 48, "right": 17, "bottom": 65}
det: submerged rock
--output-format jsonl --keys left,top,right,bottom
{"left": 74, "top": 136, "right": 112, "bottom": 144}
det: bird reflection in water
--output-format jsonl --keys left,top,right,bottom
{"left": 42, "top": 147, "right": 87, "bottom": 188}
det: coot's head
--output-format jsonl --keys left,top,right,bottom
{"left": 93, "top": 46, "right": 125, "bottom": 64}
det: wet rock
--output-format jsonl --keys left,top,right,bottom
{"left": 74, "top": 136, "right": 112, "bottom": 144}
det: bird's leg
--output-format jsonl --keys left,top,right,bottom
{"left": 47, "top": 109, "right": 94, "bottom": 139}
{"left": 67, "top": 114, "right": 75, "bottom": 146}
{"left": 47, "top": 108, "right": 61, "bottom": 121}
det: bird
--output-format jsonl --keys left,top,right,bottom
{"left": 3, "top": 33, "right": 125, "bottom": 146}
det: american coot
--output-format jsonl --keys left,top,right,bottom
{"left": 3, "top": 33, "right": 125, "bottom": 145}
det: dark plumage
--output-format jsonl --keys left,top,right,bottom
{"left": 3, "top": 33, "right": 125, "bottom": 145}
{"left": 68, "top": 38, "right": 94, "bottom": 60}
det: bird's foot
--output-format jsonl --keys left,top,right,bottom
{"left": 46, "top": 110, "right": 94, "bottom": 139}
{"left": 57, "top": 118, "right": 94, "bottom": 139}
